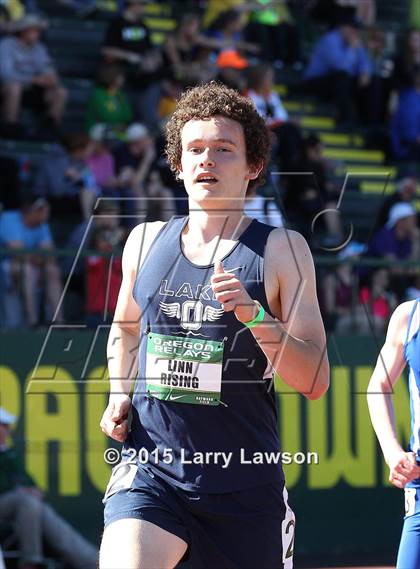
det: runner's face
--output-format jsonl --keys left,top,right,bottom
{"left": 178, "top": 116, "right": 258, "bottom": 205}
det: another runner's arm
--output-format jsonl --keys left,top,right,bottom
{"left": 366, "top": 302, "right": 419, "bottom": 487}
{"left": 252, "top": 230, "right": 329, "bottom": 400}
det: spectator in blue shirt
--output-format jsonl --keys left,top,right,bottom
{"left": 304, "top": 14, "right": 371, "bottom": 123}
{"left": 391, "top": 68, "right": 420, "bottom": 160}
{"left": 0, "top": 195, "right": 65, "bottom": 327}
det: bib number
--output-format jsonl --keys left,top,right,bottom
{"left": 103, "top": 461, "right": 137, "bottom": 503}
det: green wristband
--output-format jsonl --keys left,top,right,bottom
{"left": 243, "top": 301, "right": 265, "bottom": 328}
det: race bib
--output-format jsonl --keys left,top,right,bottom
{"left": 145, "top": 332, "right": 224, "bottom": 405}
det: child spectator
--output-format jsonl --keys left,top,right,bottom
{"left": 0, "top": 14, "right": 67, "bottom": 137}
{"left": 85, "top": 63, "right": 133, "bottom": 136}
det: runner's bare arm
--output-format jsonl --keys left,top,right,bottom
{"left": 100, "top": 221, "right": 165, "bottom": 441}
{"left": 251, "top": 230, "right": 329, "bottom": 399}
{"left": 367, "top": 301, "right": 420, "bottom": 487}
{"left": 212, "top": 229, "right": 329, "bottom": 399}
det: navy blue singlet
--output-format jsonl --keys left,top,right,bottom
{"left": 128, "top": 215, "right": 284, "bottom": 493}
{"left": 404, "top": 297, "right": 420, "bottom": 489}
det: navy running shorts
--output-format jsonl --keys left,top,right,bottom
{"left": 396, "top": 487, "right": 420, "bottom": 569}
{"left": 103, "top": 461, "right": 295, "bottom": 569}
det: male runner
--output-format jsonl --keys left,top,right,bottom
{"left": 367, "top": 299, "right": 420, "bottom": 569}
{"left": 99, "top": 82, "right": 330, "bottom": 569}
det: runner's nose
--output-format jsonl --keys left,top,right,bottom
{"left": 199, "top": 150, "right": 215, "bottom": 169}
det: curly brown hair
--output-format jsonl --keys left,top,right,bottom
{"left": 165, "top": 82, "right": 271, "bottom": 194}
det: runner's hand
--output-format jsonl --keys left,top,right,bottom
{"left": 211, "top": 259, "right": 259, "bottom": 324}
{"left": 388, "top": 451, "right": 420, "bottom": 488}
{"left": 100, "top": 395, "right": 132, "bottom": 442}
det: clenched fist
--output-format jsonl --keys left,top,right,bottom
{"left": 100, "top": 394, "right": 132, "bottom": 443}
{"left": 210, "top": 258, "right": 260, "bottom": 324}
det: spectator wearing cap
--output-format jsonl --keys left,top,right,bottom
{"left": 0, "top": 407, "right": 97, "bottom": 569}
{"left": 102, "top": 0, "right": 163, "bottom": 130}
{"left": 0, "top": 195, "right": 64, "bottom": 328}
{"left": 366, "top": 202, "right": 420, "bottom": 271}
{"left": 303, "top": 13, "right": 371, "bottom": 123}
{"left": 390, "top": 67, "right": 420, "bottom": 161}
{"left": 85, "top": 63, "right": 133, "bottom": 135}
{"left": 0, "top": 14, "right": 67, "bottom": 136}
{"left": 112, "top": 123, "right": 156, "bottom": 205}
{"left": 215, "top": 48, "right": 249, "bottom": 91}
{"left": 374, "top": 175, "right": 419, "bottom": 231}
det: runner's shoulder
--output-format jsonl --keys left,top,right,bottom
{"left": 386, "top": 301, "right": 415, "bottom": 345}
{"left": 123, "top": 220, "right": 167, "bottom": 273}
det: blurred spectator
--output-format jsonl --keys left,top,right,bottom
{"left": 85, "top": 63, "right": 133, "bottom": 135}
{"left": 33, "top": 133, "right": 99, "bottom": 222}
{"left": 215, "top": 49, "right": 249, "bottom": 91}
{"left": 162, "top": 13, "right": 216, "bottom": 87}
{"left": 246, "top": 63, "right": 289, "bottom": 128}
{"left": 390, "top": 68, "right": 420, "bottom": 161}
{"left": 205, "top": 9, "right": 259, "bottom": 57}
{"left": 405, "top": 274, "right": 420, "bottom": 300}
{"left": 0, "top": 14, "right": 67, "bottom": 137}
{"left": 0, "top": 406, "right": 97, "bottom": 568}
{"left": 245, "top": 62, "right": 303, "bottom": 177}
{"left": 392, "top": 29, "right": 420, "bottom": 91}
{"left": 0, "top": 195, "right": 64, "bottom": 327}
{"left": 113, "top": 123, "right": 156, "bottom": 208}
{"left": 245, "top": 0, "right": 301, "bottom": 67}
{"left": 87, "top": 124, "right": 120, "bottom": 193}
{"left": 85, "top": 227, "right": 122, "bottom": 327}
{"left": 0, "top": 155, "right": 20, "bottom": 210}
{"left": 145, "top": 168, "right": 176, "bottom": 222}
{"left": 322, "top": 241, "right": 365, "bottom": 332}
{"left": 0, "top": 0, "right": 25, "bottom": 27}
{"left": 303, "top": 13, "right": 371, "bottom": 124}
{"left": 374, "top": 175, "right": 419, "bottom": 230}
{"left": 244, "top": 191, "right": 284, "bottom": 227}
{"left": 358, "top": 268, "right": 397, "bottom": 334}
{"left": 203, "top": 0, "right": 251, "bottom": 29}
{"left": 367, "top": 202, "right": 419, "bottom": 262}
{"left": 336, "top": 0, "right": 376, "bottom": 27}
{"left": 282, "top": 134, "right": 343, "bottom": 246}
{"left": 363, "top": 26, "right": 394, "bottom": 124}
{"left": 102, "top": 0, "right": 163, "bottom": 130}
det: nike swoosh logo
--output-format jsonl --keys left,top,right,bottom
{"left": 226, "top": 266, "right": 245, "bottom": 273}
{"left": 168, "top": 394, "right": 187, "bottom": 401}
